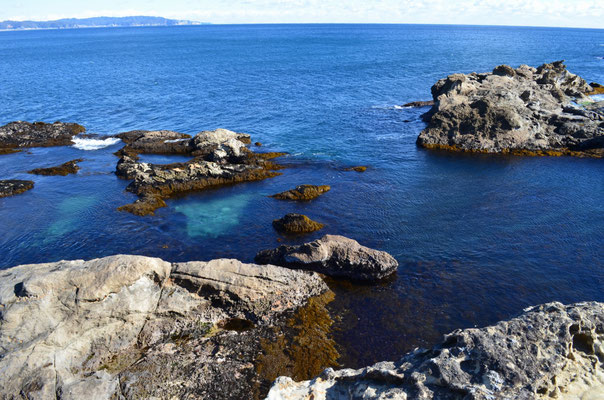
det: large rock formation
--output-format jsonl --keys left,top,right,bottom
{"left": 0, "top": 121, "right": 86, "bottom": 153}
{"left": 417, "top": 61, "right": 604, "bottom": 157}
{"left": 0, "top": 255, "right": 329, "bottom": 399}
{"left": 268, "top": 301, "right": 604, "bottom": 400}
{"left": 0, "top": 179, "right": 34, "bottom": 197}
{"left": 255, "top": 234, "right": 398, "bottom": 281}
{"left": 271, "top": 185, "right": 331, "bottom": 201}
{"left": 28, "top": 158, "right": 83, "bottom": 176}
{"left": 115, "top": 128, "right": 284, "bottom": 216}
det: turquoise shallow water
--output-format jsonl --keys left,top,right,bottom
{"left": 0, "top": 24, "right": 603, "bottom": 368}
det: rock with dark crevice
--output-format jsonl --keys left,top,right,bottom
{"left": 0, "top": 179, "right": 34, "bottom": 197}
{"left": 417, "top": 61, "right": 604, "bottom": 157}
{"left": 271, "top": 185, "right": 331, "bottom": 201}
{"left": 0, "top": 255, "right": 328, "bottom": 399}
{"left": 0, "top": 121, "right": 85, "bottom": 152}
{"left": 268, "top": 301, "right": 604, "bottom": 399}
{"left": 272, "top": 213, "right": 324, "bottom": 234}
{"left": 28, "top": 158, "right": 83, "bottom": 176}
{"left": 255, "top": 234, "right": 398, "bottom": 281}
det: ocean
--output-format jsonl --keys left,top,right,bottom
{"left": 0, "top": 24, "right": 603, "bottom": 368}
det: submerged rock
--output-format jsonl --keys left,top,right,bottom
{"left": 272, "top": 213, "right": 324, "bottom": 234}
{"left": 0, "top": 255, "right": 328, "bottom": 399}
{"left": 344, "top": 166, "right": 367, "bottom": 172}
{"left": 417, "top": 61, "right": 604, "bottom": 157}
{"left": 0, "top": 121, "right": 85, "bottom": 153}
{"left": 0, "top": 179, "right": 34, "bottom": 197}
{"left": 268, "top": 301, "right": 604, "bottom": 399}
{"left": 28, "top": 158, "right": 83, "bottom": 176}
{"left": 271, "top": 184, "right": 331, "bottom": 201}
{"left": 116, "top": 129, "right": 283, "bottom": 216}
{"left": 255, "top": 234, "right": 398, "bottom": 281}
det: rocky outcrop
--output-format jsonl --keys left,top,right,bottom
{"left": 28, "top": 158, "right": 83, "bottom": 176}
{"left": 0, "top": 179, "right": 34, "bottom": 197}
{"left": 0, "top": 121, "right": 85, "bottom": 153}
{"left": 115, "top": 129, "right": 193, "bottom": 154}
{"left": 268, "top": 301, "right": 604, "bottom": 399}
{"left": 255, "top": 234, "right": 398, "bottom": 281}
{"left": 402, "top": 100, "right": 434, "bottom": 108}
{"left": 272, "top": 214, "right": 324, "bottom": 234}
{"left": 0, "top": 255, "right": 328, "bottom": 399}
{"left": 417, "top": 61, "right": 604, "bottom": 157}
{"left": 116, "top": 129, "right": 283, "bottom": 216}
{"left": 271, "top": 185, "right": 331, "bottom": 201}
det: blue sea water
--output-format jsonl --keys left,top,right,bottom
{"left": 0, "top": 24, "right": 603, "bottom": 368}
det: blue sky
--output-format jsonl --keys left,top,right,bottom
{"left": 2, "top": 0, "right": 603, "bottom": 28}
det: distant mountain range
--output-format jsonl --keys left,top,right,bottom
{"left": 0, "top": 16, "right": 209, "bottom": 30}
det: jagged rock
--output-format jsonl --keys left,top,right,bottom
{"left": 0, "top": 121, "right": 85, "bottom": 153}
{"left": 0, "top": 255, "right": 328, "bottom": 399}
{"left": 0, "top": 179, "right": 34, "bottom": 197}
{"left": 28, "top": 158, "right": 83, "bottom": 176}
{"left": 271, "top": 185, "right": 331, "bottom": 201}
{"left": 268, "top": 301, "right": 604, "bottom": 400}
{"left": 255, "top": 234, "right": 398, "bottom": 281}
{"left": 115, "top": 129, "right": 193, "bottom": 154}
{"left": 417, "top": 61, "right": 604, "bottom": 157}
{"left": 401, "top": 100, "right": 434, "bottom": 108}
{"left": 272, "top": 214, "right": 324, "bottom": 234}
{"left": 115, "top": 129, "right": 283, "bottom": 216}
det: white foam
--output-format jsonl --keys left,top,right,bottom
{"left": 72, "top": 137, "right": 121, "bottom": 150}
{"left": 164, "top": 138, "right": 189, "bottom": 143}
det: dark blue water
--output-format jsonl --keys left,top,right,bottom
{"left": 1, "top": 24, "right": 603, "bottom": 368}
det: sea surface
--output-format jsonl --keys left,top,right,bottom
{"left": 1, "top": 24, "right": 603, "bottom": 370}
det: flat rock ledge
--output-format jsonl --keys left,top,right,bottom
{"left": 417, "top": 61, "right": 604, "bottom": 157}
{"left": 0, "top": 121, "right": 86, "bottom": 153}
{"left": 255, "top": 234, "right": 398, "bottom": 281}
{"left": 115, "top": 128, "right": 285, "bottom": 216}
{"left": 0, "top": 179, "right": 34, "bottom": 197}
{"left": 0, "top": 255, "right": 328, "bottom": 399}
{"left": 268, "top": 301, "right": 604, "bottom": 400}
{"left": 28, "top": 158, "right": 83, "bottom": 176}
{"left": 271, "top": 185, "right": 331, "bottom": 201}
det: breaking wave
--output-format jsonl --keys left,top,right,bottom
{"left": 72, "top": 137, "right": 121, "bottom": 150}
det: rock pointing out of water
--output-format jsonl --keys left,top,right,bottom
{"left": 0, "top": 121, "right": 86, "bottom": 152}
{"left": 0, "top": 255, "right": 327, "bottom": 399}
{"left": 417, "top": 61, "right": 604, "bottom": 157}
{"left": 272, "top": 213, "right": 324, "bottom": 234}
{"left": 271, "top": 185, "right": 331, "bottom": 201}
{"left": 0, "top": 179, "right": 34, "bottom": 197}
{"left": 28, "top": 158, "right": 83, "bottom": 176}
{"left": 268, "top": 301, "right": 604, "bottom": 399}
{"left": 255, "top": 234, "right": 398, "bottom": 281}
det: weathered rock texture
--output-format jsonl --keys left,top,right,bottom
{"left": 115, "top": 129, "right": 284, "bottom": 216}
{"left": 256, "top": 234, "right": 398, "bottom": 281}
{"left": 0, "top": 255, "right": 329, "bottom": 399}
{"left": 28, "top": 158, "right": 83, "bottom": 176}
{"left": 271, "top": 185, "right": 331, "bottom": 201}
{"left": 272, "top": 214, "right": 324, "bottom": 234}
{"left": 268, "top": 301, "right": 604, "bottom": 400}
{"left": 417, "top": 61, "right": 604, "bottom": 157}
{"left": 0, "top": 121, "right": 85, "bottom": 153}
{"left": 0, "top": 179, "right": 34, "bottom": 197}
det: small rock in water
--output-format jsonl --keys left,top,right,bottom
{"left": 272, "top": 213, "right": 324, "bottom": 234}
{"left": 254, "top": 141, "right": 262, "bottom": 146}
{"left": 255, "top": 234, "right": 398, "bottom": 281}
{"left": 0, "top": 121, "right": 85, "bottom": 150}
{"left": 0, "top": 179, "right": 34, "bottom": 197}
{"left": 401, "top": 100, "right": 434, "bottom": 107}
{"left": 28, "top": 158, "right": 83, "bottom": 176}
{"left": 271, "top": 184, "right": 330, "bottom": 201}
{"left": 344, "top": 166, "right": 367, "bottom": 172}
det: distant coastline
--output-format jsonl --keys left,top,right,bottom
{"left": 0, "top": 16, "right": 210, "bottom": 31}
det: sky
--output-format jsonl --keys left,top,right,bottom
{"left": 1, "top": 0, "right": 603, "bottom": 29}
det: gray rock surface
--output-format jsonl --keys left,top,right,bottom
{"left": 268, "top": 301, "right": 604, "bottom": 400}
{"left": 0, "top": 179, "right": 34, "bottom": 197}
{"left": 0, "top": 255, "right": 328, "bottom": 399}
{"left": 115, "top": 129, "right": 283, "bottom": 215}
{"left": 255, "top": 234, "right": 398, "bottom": 281}
{"left": 0, "top": 121, "right": 85, "bottom": 151}
{"left": 417, "top": 61, "right": 604, "bottom": 157}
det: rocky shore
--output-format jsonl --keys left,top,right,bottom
{"left": 269, "top": 301, "right": 604, "bottom": 399}
{"left": 417, "top": 61, "right": 604, "bottom": 157}
{"left": 0, "top": 121, "right": 85, "bottom": 153}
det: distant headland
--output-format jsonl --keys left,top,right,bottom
{"left": 0, "top": 16, "right": 209, "bottom": 31}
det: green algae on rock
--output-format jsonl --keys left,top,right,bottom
{"left": 272, "top": 213, "right": 324, "bottom": 234}
{"left": 271, "top": 184, "right": 331, "bottom": 201}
